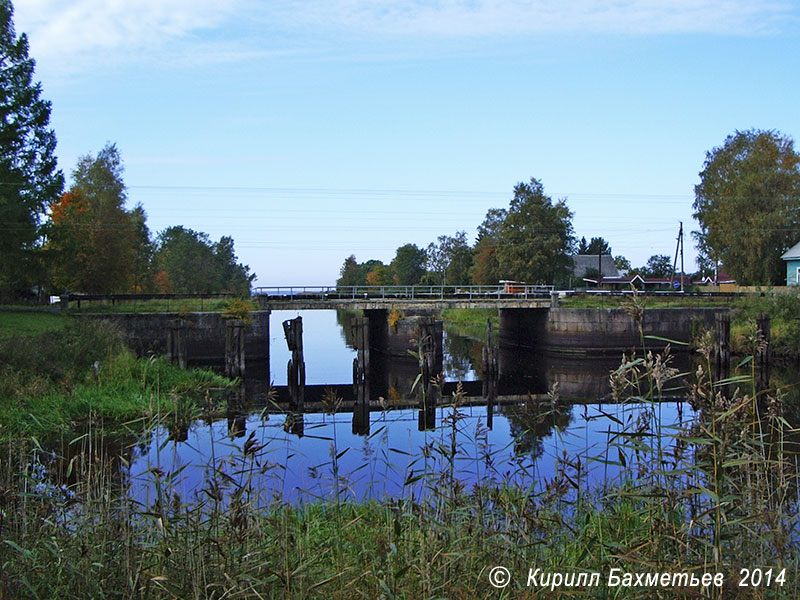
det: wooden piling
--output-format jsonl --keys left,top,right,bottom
{"left": 283, "top": 317, "right": 305, "bottom": 412}
{"left": 482, "top": 317, "right": 499, "bottom": 429}
{"left": 714, "top": 312, "right": 730, "bottom": 383}
{"left": 351, "top": 316, "right": 371, "bottom": 434}
{"left": 225, "top": 319, "right": 246, "bottom": 378}
{"left": 166, "top": 319, "right": 187, "bottom": 369}
{"left": 756, "top": 313, "right": 771, "bottom": 393}
{"left": 417, "top": 317, "right": 442, "bottom": 430}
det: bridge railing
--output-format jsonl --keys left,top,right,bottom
{"left": 253, "top": 284, "right": 555, "bottom": 300}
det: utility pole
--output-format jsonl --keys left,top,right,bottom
{"left": 671, "top": 222, "right": 685, "bottom": 292}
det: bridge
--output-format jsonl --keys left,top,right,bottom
{"left": 253, "top": 284, "right": 557, "bottom": 310}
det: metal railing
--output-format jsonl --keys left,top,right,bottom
{"left": 253, "top": 284, "right": 556, "bottom": 300}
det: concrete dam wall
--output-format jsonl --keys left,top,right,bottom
{"left": 500, "top": 307, "right": 728, "bottom": 354}
{"left": 76, "top": 311, "right": 270, "bottom": 363}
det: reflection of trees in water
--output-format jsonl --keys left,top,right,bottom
{"left": 442, "top": 329, "right": 482, "bottom": 380}
{"left": 335, "top": 309, "right": 361, "bottom": 349}
{"left": 501, "top": 398, "right": 573, "bottom": 460}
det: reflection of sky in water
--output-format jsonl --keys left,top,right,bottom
{"left": 129, "top": 402, "right": 694, "bottom": 508}
{"left": 269, "top": 310, "right": 357, "bottom": 386}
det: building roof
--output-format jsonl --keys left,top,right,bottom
{"left": 571, "top": 255, "right": 619, "bottom": 278}
{"left": 781, "top": 241, "right": 800, "bottom": 260}
{"left": 585, "top": 274, "right": 691, "bottom": 287}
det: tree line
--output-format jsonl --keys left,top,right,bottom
{"left": 338, "top": 128, "right": 800, "bottom": 289}
{"left": 336, "top": 178, "right": 685, "bottom": 289}
{"left": 0, "top": 1, "right": 253, "bottom": 300}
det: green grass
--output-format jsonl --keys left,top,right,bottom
{"left": 0, "top": 318, "right": 232, "bottom": 442}
{"left": 441, "top": 308, "right": 498, "bottom": 340}
{"left": 66, "top": 297, "right": 239, "bottom": 313}
{"left": 0, "top": 310, "right": 70, "bottom": 339}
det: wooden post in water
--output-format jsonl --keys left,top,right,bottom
{"left": 166, "top": 319, "right": 187, "bottom": 369}
{"left": 417, "top": 317, "right": 441, "bottom": 430}
{"left": 225, "top": 319, "right": 246, "bottom": 378}
{"left": 714, "top": 312, "right": 730, "bottom": 384}
{"left": 482, "top": 317, "right": 499, "bottom": 430}
{"left": 756, "top": 313, "right": 771, "bottom": 394}
{"left": 283, "top": 317, "right": 305, "bottom": 412}
{"left": 351, "top": 316, "right": 370, "bottom": 435}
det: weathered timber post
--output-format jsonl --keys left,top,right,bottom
{"left": 756, "top": 313, "right": 771, "bottom": 394}
{"left": 166, "top": 319, "right": 187, "bottom": 369}
{"left": 283, "top": 317, "right": 305, "bottom": 412}
{"left": 225, "top": 319, "right": 246, "bottom": 378}
{"left": 482, "top": 317, "right": 499, "bottom": 430}
{"left": 714, "top": 312, "right": 730, "bottom": 383}
{"left": 417, "top": 317, "right": 442, "bottom": 430}
{"left": 351, "top": 316, "right": 371, "bottom": 435}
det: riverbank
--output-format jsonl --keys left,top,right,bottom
{"left": 0, "top": 312, "right": 232, "bottom": 442}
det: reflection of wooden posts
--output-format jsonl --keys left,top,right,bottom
{"left": 714, "top": 313, "right": 730, "bottom": 383}
{"left": 225, "top": 319, "right": 246, "bottom": 378}
{"left": 167, "top": 319, "right": 187, "bottom": 369}
{"left": 417, "top": 317, "right": 442, "bottom": 431}
{"left": 284, "top": 412, "right": 304, "bottom": 437}
{"left": 756, "top": 313, "right": 771, "bottom": 393}
{"left": 351, "top": 317, "right": 371, "bottom": 435}
{"left": 283, "top": 317, "right": 305, "bottom": 412}
{"left": 482, "top": 318, "right": 499, "bottom": 429}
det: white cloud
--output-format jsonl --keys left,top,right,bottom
{"left": 13, "top": 0, "right": 798, "bottom": 73}
{"left": 14, "top": 0, "right": 243, "bottom": 66}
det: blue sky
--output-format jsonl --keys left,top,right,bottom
{"left": 14, "top": 0, "right": 800, "bottom": 286}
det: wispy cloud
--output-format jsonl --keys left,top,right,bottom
{"left": 281, "top": 0, "right": 797, "bottom": 36}
{"left": 15, "top": 0, "right": 245, "bottom": 68}
{"left": 14, "top": 0, "right": 798, "bottom": 73}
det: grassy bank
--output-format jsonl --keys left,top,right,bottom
{"left": 0, "top": 313, "right": 232, "bottom": 442}
{"left": 0, "top": 309, "right": 69, "bottom": 339}
{"left": 441, "top": 308, "right": 498, "bottom": 340}
{"left": 62, "top": 297, "right": 250, "bottom": 314}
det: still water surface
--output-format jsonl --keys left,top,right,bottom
{"left": 128, "top": 309, "right": 793, "bottom": 504}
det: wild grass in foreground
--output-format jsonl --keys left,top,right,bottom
{"left": 1, "top": 295, "right": 798, "bottom": 599}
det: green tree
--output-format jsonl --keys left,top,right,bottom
{"left": 693, "top": 129, "right": 800, "bottom": 285}
{"left": 365, "top": 263, "right": 393, "bottom": 286}
{"left": 587, "top": 237, "right": 612, "bottom": 255}
{"left": 337, "top": 255, "right": 360, "bottom": 287}
{"left": 470, "top": 208, "right": 506, "bottom": 285}
{"left": 390, "top": 243, "right": 426, "bottom": 285}
{"left": 613, "top": 255, "right": 631, "bottom": 274}
{"left": 495, "top": 178, "right": 575, "bottom": 284}
{"left": 213, "top": 235, "right": 255, "bottom": 295}
{"left": 155, "top": 226, "right": 254, "bottom": 294}
{"left": 426, "top": 231, "right": 473, "bottom": 285}
{"left": 0, "top": 0, "right": 64, "bottom": 297}
{"left": 636, "top": 254, "right": 672, "bottom": 278}
{"left": 46, "top": 145, "right": 143, "bottom": 293}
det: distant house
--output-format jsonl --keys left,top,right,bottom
{"left": 781, "top": 241, "right": 800, "bottom": 285}
{"left": 694, "top": 271, "right": 736, "bottom": 286}
{"left": 586, "top": 273, "right": 691, "bottom": 291}
{"left": 570, "top": 255, "right": 619, "bottom": 286}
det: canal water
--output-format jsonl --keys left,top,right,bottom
{"left": 126, "top": 309, "right": 797, "bottom": 506}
